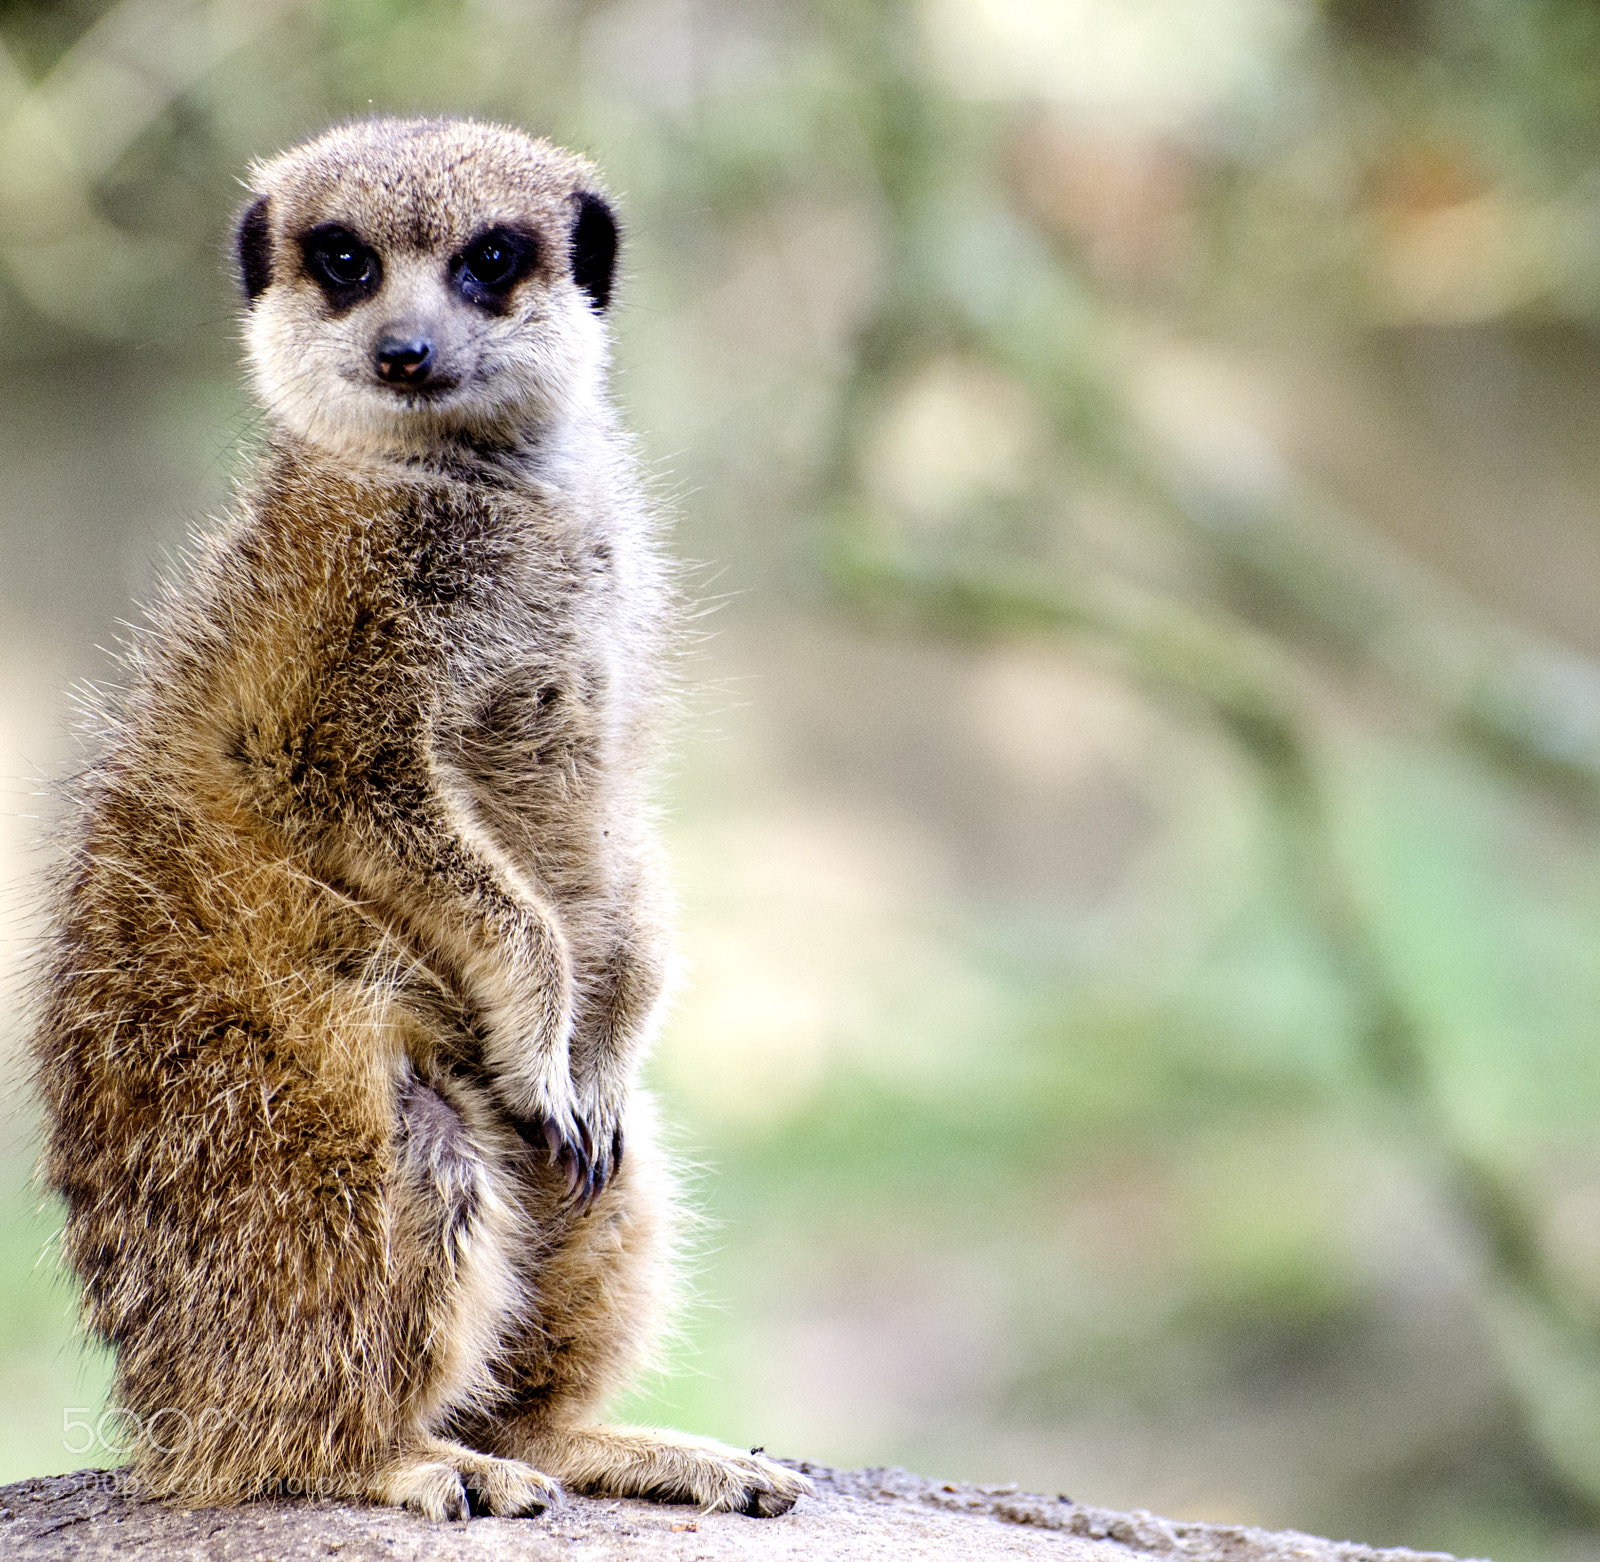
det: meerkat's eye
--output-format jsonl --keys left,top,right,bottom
{"left": 301, "top": 225, "right": 381, "bottom": 307}
{"left": 463, "top": 236, "right": 517, "bottom": 289}
{"left": 453, "top": 226, "right": 538, "bottom": 310}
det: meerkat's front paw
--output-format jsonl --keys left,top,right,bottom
{"left": 503, "top": 1071, "right": 587, "bottom": 1203}
{"left": 495, "top": 1049, "right": 592, "bottom": 1200}
{"left": 512, "top": 1087, "right": 625, "bottom": 1211}
{"left": 378, "top": 1441, "right": 561, "bottom": 1521}
{"left": 694, "top": 1448, "right": 812, "bottom": 1517}
{"left": 525, "top": 1427, "right": 813, "bottom": 1516}
{"left": 509, "top": 1107, "right": 591, "bottom": 1203}
{"left": 574, "top": 1084, "right": 626, "bottom": 1206}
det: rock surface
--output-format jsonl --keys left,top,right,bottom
{"left": 0, "top": 1462, "right": 1481, "bottom": 1560}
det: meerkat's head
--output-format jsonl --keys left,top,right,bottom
{"left": 235, "top": 118, "right": 620, "bottom": 460}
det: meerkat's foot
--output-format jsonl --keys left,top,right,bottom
{"left": 374, "top": 1438, "right": 560, "bottom": 1521}
{"left": 509, "top": 1425, "right": 811, "bottom": 1516}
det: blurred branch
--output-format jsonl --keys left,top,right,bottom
{"left": 1157, "top": 445, "right": 1600, "bottom": 800}
{"left": 825, "top": 526, "right": 1566, "bottom": 1291}
{"left": 809, "top": 5, "right": 1600, "bottom": 806}
{"left": 826, "top": 516, "right": 1600, "bottom": 1507}
{"left": 808, "top": 0, "right": 1600, "bottom": 1512}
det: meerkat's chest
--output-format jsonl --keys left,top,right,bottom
{"left": 386, "top": 483, "right": 629, "bottom": 788}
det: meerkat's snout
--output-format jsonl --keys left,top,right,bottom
{"left": 375, "top": 332, "right": 436, "bottom": 387}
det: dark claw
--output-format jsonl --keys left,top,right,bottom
{"left": 555, "top": 1140, "right": 586, "bottom": 1202}
{"left": 510, "top": 1113, "right": 622, "bottom": 1212}
{"left": 509, "top": 1113, "right": 593, "bottom": 1204}
{"left": 578, "top": 1123, "right": 625, "bottom": 1206}
{"left": 511, "top": 1114, "right": 559, "bottom": 1156}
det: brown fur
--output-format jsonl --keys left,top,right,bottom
{"left": 30, "top": 117, "right": 808, "bottom": 1521}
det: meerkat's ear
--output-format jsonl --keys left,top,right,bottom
{"left": 570, "top": 191, "right": 618, "bottom": 312}
{"left": 236, "top": 196, "right": 273, "bottom": 303}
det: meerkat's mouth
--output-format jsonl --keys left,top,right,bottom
{"left": 375, "top": 377, "right": 463, "bottom": 406}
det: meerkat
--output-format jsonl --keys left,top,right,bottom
{"left": 30, "top": 116, "right": 810, "bottom": 1523}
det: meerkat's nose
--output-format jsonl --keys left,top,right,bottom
{"left": 375, "top": 334, "right": 434, "bottom": 386}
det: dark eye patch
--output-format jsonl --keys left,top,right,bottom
{"left": 301, "top": 224, "right": 381, "bottom": 310}
{"left": 452, "top": 226, "right": 539, "bottom": 311}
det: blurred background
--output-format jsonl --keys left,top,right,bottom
{"left": 11, "top": 0, "right": 1600, "bottom": 1556}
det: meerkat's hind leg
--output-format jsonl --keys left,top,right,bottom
{"left": 371, "top": 1437, "right": 561, "bottom": 1521}
{"left": 511, "top": 1426, "right": 811, "bottom": 1517}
